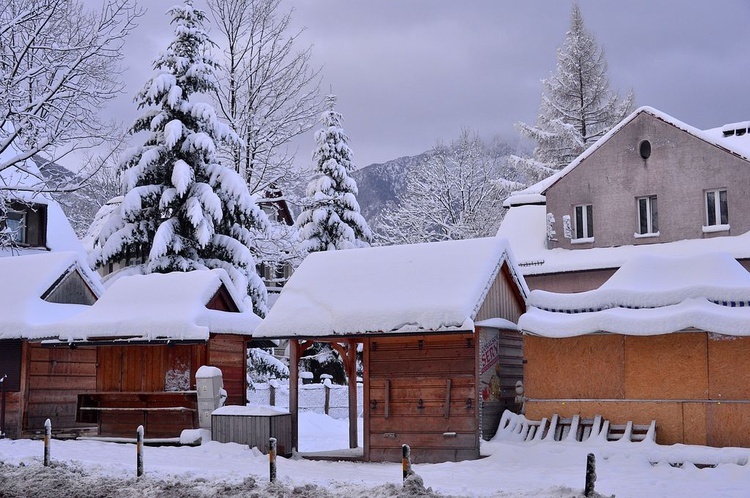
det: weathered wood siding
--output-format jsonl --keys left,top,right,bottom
{"left": 208, "top": 334, "right": 248, "bottom": 406}
{"left": 525, "top": 333, "right": 750, "bottom": 447}
{"left": 44, "top": 271, "right": 97, "bottom": 305}
{"left": 25, "top": 343, "right": 96, "bottom": 431}
{"left": 364, "top": 333, "right": 478, "bottom": 463}
{"left": 211, "top": 412, "right": 292, "bottom": 456}
{"left": 475, "top": 263, "right": 525, "bottom": 322}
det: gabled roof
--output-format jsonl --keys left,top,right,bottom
{"left": 503, "top": 106, "right": 750, "bottom": 208}
{"left": 53, "top": 269, "right": 261, "bottom": 343}
{"left": 519, "top": 252, "right": 750, "bottom": 337}
{"left": 0, "top": 252, "right": 103, "bottom": 340}
{"left": 254, "top": 237, "right": 528, "bottom": 339}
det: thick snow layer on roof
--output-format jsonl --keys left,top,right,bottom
{"left": 255, "top": 237, "right": 526, "bottom": 338}
{"left": 521, "top": 298, "right": 750, "bottom": 338}
{"left": 0, "top": 252, "right": 102, "bottom": 340}
{"left": 520, "top": 252, "right": 750, "bottom": 337}
{"left": 497, "top": 204, "right": 750, "bottom": 276}
{"left": 54, "top": 269, "right": 261, "bottom": 343}
{"left": 529, "top": 252, "right": 750, "bottom": 311}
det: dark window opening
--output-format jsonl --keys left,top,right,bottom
{"left": 639, "top": 140, "right": 651, "bottom": 159}
{"left": 0, "top": 340, "right": 22, "bottom": 392}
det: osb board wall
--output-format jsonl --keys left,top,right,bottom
{"left": 526, "top": 332, "right": 750, "bottom": 446}
{"left": 524, "top": 335, "right": 624, "bottom": 399}
{"left": 624, "top": 334, "right": 708, "bottom": 399}
{"left": 26, "top": 344, "right": 96, "bottom": 430}
{"left": 365, "top": 333, "right": 478, "bottom": 463}
{"left": 708, "top": 336, "right": 750, "bottom": 399}
{"left": 525, "top": 400, "right": 695, "bottom": 445}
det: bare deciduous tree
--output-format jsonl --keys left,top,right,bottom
{"left": 207, "top": 0, "right": 321, "bottom": 196}
{"left": 377, "top": 131, "right": 521, "bottom": 245}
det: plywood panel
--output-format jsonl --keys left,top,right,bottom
{"left": 707, "top": 403, "right": 750, "bottom": 448}
{"left": 683, "top": 402, "right": 707, "bottom": 446}
{"left": 624, "top": 334, "right": 708, "bottom": 399}
{"left": 525, "top": 400, "right": 684, "bottom": 445}
{"left": 525, "top": 335, "right": 624, "bottom": 399}
{"left": 708, "top": 335, "right": 750, "bottom": 399}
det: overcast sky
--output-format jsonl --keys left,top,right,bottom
{"left": 99, "top": 0, "right": 750, "bottom": 170}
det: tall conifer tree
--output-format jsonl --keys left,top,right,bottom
{"left": 514, "top": 2, "right": 633, "bottom": 183}
{"left": 296, "top": 94, "right": 372, "bottom": 253}
{"left": 91, "top": 0, "right": 270, "bottom": 316}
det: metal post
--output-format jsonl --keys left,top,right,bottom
{"left": 269, "top": 437, "right": 277, "bottom": 482}
{"left": 136, "top": 425, "right": 144, "bottom": 477}
{"left": 402, "top": 444, "right": 411, "bottom": 481}
{"left": 584, "top": 453, "right": 596, "bottom": 497}
{"left": 43, "top": 419, "right": 51, "bottom": 466}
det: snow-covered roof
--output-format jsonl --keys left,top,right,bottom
{"left": 254, "top": 237, "right": 527, "bottom": 339}
{"left": 0, "top": 252, "right": 103, "bottom": 340}
{"left": 53, "top": 269, "right": 261, "bottom": 343}
{"left": 519, "top": 252, "right": 750, "bottom": 337}
{"left": 496, "top": 204, "right": 750, "bottom": 276}
{"left": 503, "top": 106, "right": 750, "bottom": 208}
{"left": 0, "top": 160, "right": 85, "bottom": 256}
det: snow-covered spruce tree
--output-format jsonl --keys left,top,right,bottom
{"left": 247, "top": 347, "right": 289, "bottom": 390}
{"left": 91, "top": 0, "right": 270, "bottom": 316}
{"left": 513, "top": 2, "right": 633, "bottom": 184}
{"left": 296, "top": 94, "right": 372, "bottom": 253}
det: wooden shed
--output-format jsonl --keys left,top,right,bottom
{"left": 0, "top": 252, "right": 102, "bottom": 439}
{"left": 519, "top": 252, "right": 750, "bottom": 447}
{"left": 48, "top": 269, "right": 262, "bottom": 439}
{"left": 255, "top": 237, "right": 528, "bottom": 462}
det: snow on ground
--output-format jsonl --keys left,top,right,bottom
{"left": 2, "top": 412, "right": 750, "bottom": 497}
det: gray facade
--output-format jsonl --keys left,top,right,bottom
{"left": 545, "top": 111, "right": 750, "bottom": 250}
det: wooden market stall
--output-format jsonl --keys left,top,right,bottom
{"left": 255, "top": 237, "right": 528, "bottom": 462}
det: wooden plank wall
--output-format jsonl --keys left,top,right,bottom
{"left": 212, "top": 413, "right": 292, "bottom": 455}
{"left": 25, "top": 344, "right": 96, "bottom": 431}
{"left": 365, "top": 333, "right": 478, "bottom": 463}
{"left": 96, "top": 344, "right": 205, "bottom": 392}
{"left": 474, "top": 263, "right": 525, "bottom": 323}
{"left": 208, "top": 334, "right": 248, "bottom": 405}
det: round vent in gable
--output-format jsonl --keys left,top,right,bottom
{"left": 639, "top": 140, "right": 651, "bottom": 159}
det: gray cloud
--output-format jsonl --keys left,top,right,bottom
{"left": 89, "top": 0, "right": 750, "bottom": 169}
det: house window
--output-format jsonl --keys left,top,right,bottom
{"left": 573, "top": 204, "right": 593, "bottom": 240}
{"left": 6, "top": 210, "right": 26, "bottom": 244}
{"left": 705, "top": 189, "right": 728, "bottom": 227}
{"left": 0, "top": 339, "right": 22, "bottom": 392}
{"left": 637, "top": 196, "right": 658, "bottom": 235}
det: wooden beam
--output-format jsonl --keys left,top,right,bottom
{"left": 346, "top": 340, "right": 358, "bottom": 449}
{"left": 289, "top": 339, "right": 300, "bottom": 452}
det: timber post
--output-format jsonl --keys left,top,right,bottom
{"left": 43, "top": 419, "right": 51, "bottom": 467}
{"left": 289, "top": 340, "right": 300, "bottom": 452}
{"left": 0, "top": 374, "right": 7, "bottom": 439}
{"left": 402, "top": 444, "right": 412, "bottom": 481}
{"left": 269, "top": 437, "right": 277, "bottom": 482}
{"left": 136, "top": 425, "right": 144, "bottom": 477}
{"left": 584, "top": 453, "right": 596, "bottom": 497}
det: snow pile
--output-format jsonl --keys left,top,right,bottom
{"left": 0, "top": 252, "right": 102, "bottom": 340}
{"left": 519, "top": 252, "right": 750, "bottom": 337}
{"left": 255, "top": 237, "right": 526, "bottom": 338}
{"left": 53, "top": 269, "right": 261, "bottom": 342}
{"left": 3, "top": 411, "right": 750, "bottom": 497}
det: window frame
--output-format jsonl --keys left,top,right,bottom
{"left": 573, "top": 204, "right": 594, "bottom": 241}
{"left": 636, "top": 195, "right": 659, "bottom": 236}
{"left": 704, "top": 188, "right": 729, "bottom": 228}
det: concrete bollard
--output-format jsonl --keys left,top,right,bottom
{"left": 136, "top": 425, "right": 144, "bottom": 477}
{"left": 43, "top": 419, "right": 51, "bottom": 467}
{"left": 402, "top": 444, "right": 412, "bottom": 481}
{"left": 269, "top": 437, "right": 277, "bottom": 482}
{"left": 584, "top": 452, "right": 596, "bottom": 497}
